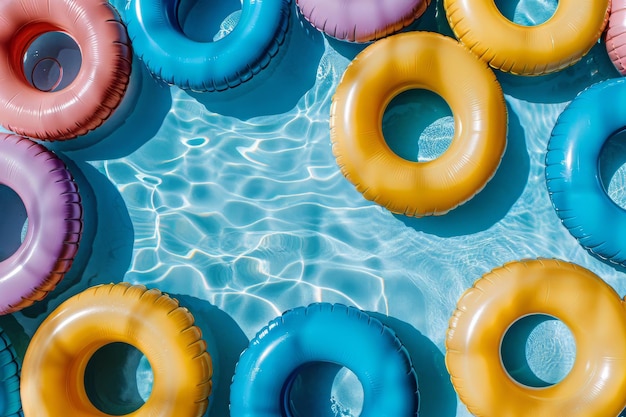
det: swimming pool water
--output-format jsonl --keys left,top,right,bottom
{"left": 4, "top": 0, "right": 626, "bottom": 416}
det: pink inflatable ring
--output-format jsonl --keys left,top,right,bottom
{"left": 296, "top": 0, "right": 430, "bottom": 43}
{"left": 0, "top": 134, "right": 82, "bottom": 314}
{"left": 606, "top": 0, "right": 626, "bottom": 75}
{"left": 0, "top": 0, "right": 132, "bottom": 141}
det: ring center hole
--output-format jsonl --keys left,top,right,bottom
{"left": 23, "top": 31, "right": 81, "bottom": 92}
{"left": 501, "top": 314, "right": 576, "bottom": 388}
{"left": 493, "top": 0, "right": 559, "bottom": 26}
{"left": 286, "top": 363, "right": 364, "bottom": 417}
{"left": 176, "top": 0, "right": 242, "bottom": 42}
{"left": 599, "top": 129, "right": 626, "bottom": 209}
{"left": 84, "top": 343, "right": 154, "bottom": 416}
{"left": 382, "top": 89, "right": 454, "bottom": 163}
{"left": 0, "top": 185, "right": 28, "bottom": 262}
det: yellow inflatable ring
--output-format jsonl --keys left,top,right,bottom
{"left": 330, "top": 32, "right": 507, "bottom": 216}
{"left": 444, "top": 0, "right": 610, "bottom": 75}
{"left": 446, "top": 258, "right": 626, "bottom": 416}
{"left": 21, "top": 282, "right": 213, "bottom": 417}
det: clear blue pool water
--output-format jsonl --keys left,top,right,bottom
{"left": 4, "top": 0, "right": 626, "bottom": 416}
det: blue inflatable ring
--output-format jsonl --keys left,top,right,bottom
{"left": 0, "top": 327, "right": 21, "bottom": 417}
{"left": 230, "top": 303, "right": 419, "bottom": 416}
{"left": 546, "top": 78, "right": 626, "bottom": 265}
{"left": 125, "top": 0, "right": 291, "bottom": 91}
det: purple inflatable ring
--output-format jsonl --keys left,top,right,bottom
{"left": 296, "top": 0, "right": 430, "bottom": 42}
{"left": 0, "top": 134, "right": 82, "bottom": 314}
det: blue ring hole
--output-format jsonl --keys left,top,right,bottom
{"left": 23, "top": 32, "right": 81, "bottom": 92}
{"left": 84, "top": 343, "right": 154, "bottom": 416}
{"left": 494, "top": 0, "right": 559, "bottom": 26}
{"left": 285, "top": 363, "right": 364, "bottom": 417}
{"left": 0, "top": 185, "right": 27, "bottom": 262}
{"left": 382, "top": 89, "right": 454, "bottom": 163}
{"left": 501, "top": 314, "right": 576, "bottom": 388}
{"left": 599, "top": 129, "right": 626, "bottom": 210}
{"left": 175, "top": 0, "right": 241, "bottom": 42}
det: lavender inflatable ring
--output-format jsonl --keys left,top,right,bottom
{"left": 296, "top": 0, "right": 430, "bottom": 42}
{"left": 0, "top": 134, "right": 82, "bottom": 314}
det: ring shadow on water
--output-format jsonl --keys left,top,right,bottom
{"left": 0, "top": 314, "right": 29, "bottom": 363}
{"left": 45, "top": 56, "right": 172, "bottom": 161}
{"left": 19, "top": 156, "right": 134, "bottom": 320}
{"left": 170, "top": 294, "right": 249, "bottom": 417}
{"left": 369, "top": 312, "right": 457, "bottom": 417}
{"left": 176, "top": 0, "right": 241, "bottom": 42}
{"left": 397, "top": 102, "right": 528, "bottom": 236}
{"left": 497, "top": 42, "right": 620, "bottom": 104}
{"left": 189, "top": 5, "right": 325, "bottom": 120}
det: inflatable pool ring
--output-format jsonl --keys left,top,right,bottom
{"left": 126, "top": 0, "right": 291, "bottom": 91}
{"left": 21, "top": 282, "right": 213, "bottom": 417}
{"left": 546, "top": 78, "right": 626, "bottom": 266}
{"left": 444, "top": 0, "right": 610, "bottom": 75}
{"left": 330, "top": 31, "right": 506, "bottom": 217}
{"left": 0, "top": 327, "right": 21, "bottom": 417}
{"left": 296, "top": 0, "right": 430, "bottom": 43}
{"left": 0, "top": 134, "right": 82, "bottom": 314}
{"left": 0, "top": 0, "right": 132, "bottom": 140}
{"left": 446, "top": 258, "right": 626, "bottom": 416}
{"left": 230, "top": 303, "right": 419, "bottom": 416}
{"left": 606, "top": 0, "right": 626, "bottom": 75}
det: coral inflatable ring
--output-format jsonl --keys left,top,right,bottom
{"left": 0, "top": 0, "right": 132, "bottom": 140}
{"left": 606, "top": 0, "right": 626, "bottom": 75}
{"left": 21, "top": 283, "right": 213, "bottom": 417}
